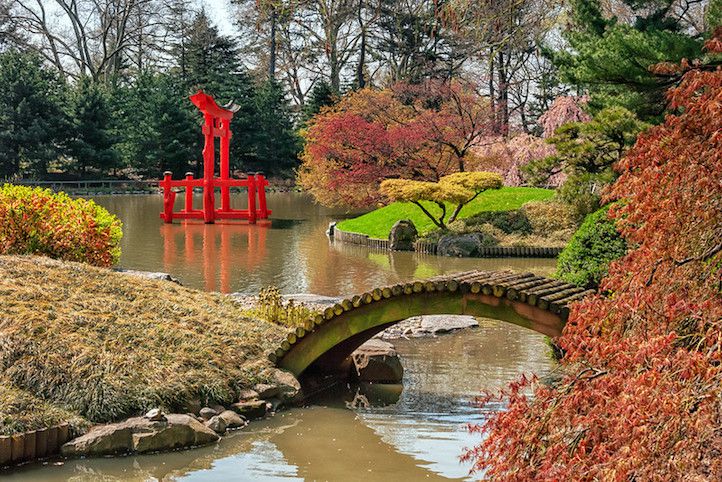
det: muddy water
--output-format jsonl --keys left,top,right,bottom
{"left": 9, "top": 321, "right": 554, "bottom": 481}
{"left": 92, "top": 192, "right": 555, "bottom": 294}
{"left": 7, "top": 192, "right": 557, "bottom": 481}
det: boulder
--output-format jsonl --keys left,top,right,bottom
{"left": 144, "top": 408, "right": 166, "bottom": 422}
{"left": 230, "top": 400, "right": 267, "bottom": 420}
{"left": 253, "top": 383, "right": 280, "bottom": 399}
{"left": 388, "top": 220, "right": 418, "bottom": 251}
{"left": 205, "top": 415, "right": 228, "bottom": 434}
{"left": 114, "top": 268, "right": 182, "bottom": 285}
{"left": 270, "top": 369, "right": 301, "bottom": 402}
{"left": 419, "top": 315, "right": 479, "bottom": 334}
{"left": 237, "top": 389, "right": 259, "bottom": 401}
{"left": 199, "top": 407, "right": 218, "bottom": 421}
{"left": 437, "top": 233, "right": 496, "bottom": 258}
{"left": 218, "top": 410, "right": 247, "bottom": 429}
{"left": 351, "top": 339, "right": 404, "bottom": 383}
{"left": 61, "top": 414, "right": 219, "bottom": 457}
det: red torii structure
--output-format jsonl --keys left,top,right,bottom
{"left": 160, "top": 90, "right": 271, "bottom": 224}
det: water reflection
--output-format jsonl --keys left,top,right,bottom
{"left": 94, "top": 193, "right": 556, "bottom": 295}
{"left": 160, "top": 222, "right": 270, "bottom": 292}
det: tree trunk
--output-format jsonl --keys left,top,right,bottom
{"left": 356, "top": 0, "right": 366, "bottom": 88}
{"left": 489, "top": 52, "right": 497, "bottom": 134}
{"left": 497, "top": 50, "right": 509, "bottom": 137}
{"left": 269, "top": 8, "right": 277, "bottom": 79}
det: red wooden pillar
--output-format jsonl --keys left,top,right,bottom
{"left": 219, "top": 118, "right": 231, "bottom": 212}
{"left": 184, "top": 172, "right": 194, "bottom": 213}
{"left": 256, "top": 173, "right": 268, "bottom": 219}
{"left": 247, "top": 174, "right": 257, "bottom": 224}
{"left": 162, "top": 171, "right": 174, "bottom": 223}
{"left": 202, "top": 113, "right": 215, "bottom": 224}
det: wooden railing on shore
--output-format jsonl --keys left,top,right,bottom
{"left": 10, "top": 179, "right": 159, "bottom": 190}
{"left": 0, "top": 423, "right": 72, "bottom": 468}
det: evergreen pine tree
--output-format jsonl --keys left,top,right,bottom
{"left": 0, "top": 50, "right": 69, "bottom": 178}
{"left": 252, "top": 79, "right": 299, "bottom": 174}
{"left": 68, "top": 77, "right": 121, "bottom": 176}
{"left": 178, "top": 10, "right": 257, "bottom": 172}
{"left": 301, "top": 80, "right": 338, "bottom": 123}
{"left": 555, "top": 0, "right": 703, "bottom": 121}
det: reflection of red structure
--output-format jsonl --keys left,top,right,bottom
{"left": 160, "top": 91, "right": 271, "bottom": 224}
{"left": 161, "top": 222, "right": 270, "bottom": 293}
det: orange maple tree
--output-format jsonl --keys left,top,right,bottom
{"left": 463, "top": 34, "right": 722, "bottom": 479}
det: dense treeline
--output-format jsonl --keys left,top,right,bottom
{"left": 0, "top": 7, "right": 299, "bottom": 180}
{"left": 1, "top": 0, "right": 715, "bottom": 181}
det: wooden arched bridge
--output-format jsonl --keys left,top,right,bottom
{"left": 268, "top": 270, "right": 594, "bottom": 380}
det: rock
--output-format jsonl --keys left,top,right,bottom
{"left": 437, "top": 233, "right": 496, "bottom": 257}
{"left": 218, "top": 410, "right": 247, "bottom": 429}
{"left": 238, "top": 388, "right": 259, "bottom": 401}
{"left": 419, "top": 315, "right": 479, "bottom": 334}
{"left": 144, "top": 408, "right": 166, "bottom": 422}
{"left": 205, "top": 415, "right": 228, "bottom": 434}
{"left": 61, "top": 414, "right": 219, "bottom": 457}
{"left": 388, "top": 220, "right": 418, "bottom": 251}
{"left": 114, "top": 268, "right": 182, "bottom": 285}
{"left": 210, "top": 404, "right": 226, "bottom": 414}
{"left": 270, "top": 369, "right": 301, "bottom": 402}
{"left": 327, "top": 221, "right": 337, "bottom": 238}
{"left": 281, "top": 294, "right": 342, "bottom": 307}
{"left": 230, "top": 400, "right": 267, "bottom": 420}
{"left": 351, "top": 339, "right": 404, "bottom": 383}
{"left": 199, "top": 407, "right": 218, "bottom": 421}
{"left": 253, "top": 383, "right": 280, "bottom": 399}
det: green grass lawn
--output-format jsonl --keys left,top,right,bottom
{"left": 336, "top": 187, "right": 554, "bottom": 238}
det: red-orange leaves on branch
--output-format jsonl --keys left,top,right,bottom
{"left": 463, "top": 50, "right": 722, "bottom": 478}
{"left": 297, "top": 80, "right": 495, "bottom": 208}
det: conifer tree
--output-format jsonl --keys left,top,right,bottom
{"left": 252, "top": 79, "right": 299, "bottom": 174}
{"left": 556, "top": 0, "right": 704, "bottom": 121}
{"left": 0, "top": 50, "right": 69, "bottom": 178}
{"left": 68, "top": 77, "right": 120, "bottom": 176}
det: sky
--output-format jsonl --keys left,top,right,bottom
{"left": 201, "top": 0, "right": 237, "bottom": 36}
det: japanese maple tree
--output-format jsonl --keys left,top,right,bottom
{"left": 297, "top": 80, "right": 495, "bottom": 208}
{"left": 463, "top": 33, "right": 722, "bottom": 479}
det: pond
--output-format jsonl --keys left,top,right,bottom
{"left": 8, "top": 192, "right": 557, "bottom": 481}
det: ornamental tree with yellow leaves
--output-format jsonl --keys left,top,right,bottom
{"left": 380, "top": 172, "right": 503, "bottom": 229}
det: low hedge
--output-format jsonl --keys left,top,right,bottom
{"left": 0, "top": 184, "right": 122, "bottom": 267}
{"left": 556, "top": 204, "right": 628, "bottom": 289}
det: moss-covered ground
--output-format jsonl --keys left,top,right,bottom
{"left": 336, "top": 187, "right": 554, "bottom": 238}
{"left": 0, "top": 255, "right": 286, "bottom": 435}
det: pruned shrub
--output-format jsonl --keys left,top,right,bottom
{"left": 0, "top": 184, "right": 122, "bottom": 266}
{"left": 463, "top": 210, "right": 533, "bottom": 234}
{"left": 520, "top": 200, "right": 578, "bottom": 236}
{"left": 556, "top": 204, "right": 628, "bottom": 289}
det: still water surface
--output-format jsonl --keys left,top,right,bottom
{"left": 9, "top": 192, "right": 557, "bottom": 481}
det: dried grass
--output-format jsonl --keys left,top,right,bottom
{"left": 0, "top": 255, "right": 285, "bottom": 428}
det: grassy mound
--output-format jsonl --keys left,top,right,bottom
{"left": 0, "top": 383, "right": 88, "bottom": 436}
{"left": 336, "top": 187, "right": 554, "bottom": 238}
{"left": 0, "top": 256, "right": 285, "bottom": 431}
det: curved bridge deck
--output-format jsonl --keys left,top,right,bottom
{"left": 268, "top": 270, "right": 594, "bottom": 379}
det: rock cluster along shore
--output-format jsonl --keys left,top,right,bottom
{"left": 61, "top": 368, "right": 301, "bottom": 457}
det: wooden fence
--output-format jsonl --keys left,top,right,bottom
{"left": 0, "top": 423, "right": 71, "bottom": 467}
{"left": 332, "top": 226, "right": 562, "bottom": 258}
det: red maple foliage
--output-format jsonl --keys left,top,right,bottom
{"left": 297, "top": 80, "right": 495, "bottom": 208}
{"left": 463, "top": 48, "right": 722, "bottom": 479}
